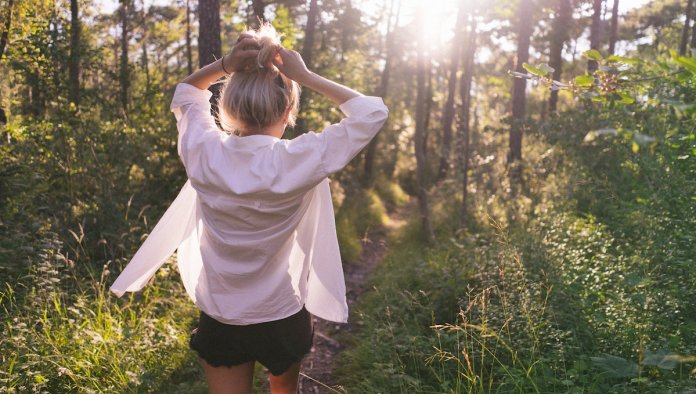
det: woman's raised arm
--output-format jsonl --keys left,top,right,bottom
{"left": 181, "top": 35, "right": 260, "bottom": 90}
{"left": 272, "top": 47, "right": 363, "bottom": 105}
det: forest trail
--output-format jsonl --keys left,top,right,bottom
{"left": 295, "top": 201, "right": 410, "bottom": 393}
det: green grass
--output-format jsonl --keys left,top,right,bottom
{"left": 0, "top": 248, "right": 200, "bottom": 392}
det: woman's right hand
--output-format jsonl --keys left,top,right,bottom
{"left": 272, "top": 47, "right": 312, "bottom": 85}
{"left": 274, "top": 45, "right": 361, "bottom": 105}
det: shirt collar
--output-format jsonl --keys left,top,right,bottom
{"left": 232, "top": 134, "right": 280, "bottom": 148}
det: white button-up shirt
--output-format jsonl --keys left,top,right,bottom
{"left": 110, "top": 83, "right": 388, "bottom": 324}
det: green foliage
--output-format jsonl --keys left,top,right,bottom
{"left": 0, "top": 236, "right": 201, "bottom": 392}
{"left": 338, "top": 68, "right": 696, "bottom": 390}
{"left": 582, "top": 49, "right": 603, "bottom": 61}
{"left": 574, "top": 74, "right": 595, "bottom": 87}
{"left": 373, "top": 177, "right": 410, "bottom": 210}
{"left": 334, "top": 188, "right": 389, "bottom": 263}
{"left": 523, "top": 62, "right": 554, "bottom": 77}
{"left": 335, "top": 214, "right": 363, "bottom": 263}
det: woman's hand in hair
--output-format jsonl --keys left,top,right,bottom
{"left": 272, "top": 47, "right": 312, "bottom": 85}
{"left": 224, "top": 35, "right": 261, "bottom": 73}
{"left": 180, "top": 34, "right": 260, "bottom": 89}
{"left": 274, "top": 46, "right": 361, "bottom": 105}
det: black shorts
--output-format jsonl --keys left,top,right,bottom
{"left": 189, "top": 307, "right": 314, "bottom": 376}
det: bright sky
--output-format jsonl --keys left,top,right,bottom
{"left": 95, "top": 0, "right": 653, "bottom": 17}
{"left": 95, "top": 0, "right": 653, "bottom": 57}
{"left": 353, "top": 0, "right": 653, "bottom": 51}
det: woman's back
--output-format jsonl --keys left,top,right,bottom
{"left": 111, "top": 23, "right": 388, "bottom": 392}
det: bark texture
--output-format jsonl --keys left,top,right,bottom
{"left": 140, "top": 0, "right": 150, "bottom": 93}
{"left": 548, "top": 0, "right": 571, "bottom": 113}
{"left": 186, "top": 0, "right": 193, "bottom": 75}
{"left": 251, "top": 0, "right": 266, "bottom": 25}
{"left": 509, "top": 0, "right": 533, "bottom": 163}
{"left": 0, "top": 0, "right": 12, "bottom": 60}
{"left": 292, "top": 0, "right": 319, "bottom": 137}
{"left": 364, "top": 0, "right": 399, "bottom": 184}
{"left": 120, "top": 0, "right": 130, "bottom": 113}
{"left": 69, "top": 0, "right": 81, "bottom": 105}
{"left": 459, "top": 14, "right": 476, "bottom": 227}
{"left": 681, "top": 0, "right": 694, "bottom": 55}
{"left": 198, "top": 0, "right": 221, "bottom": 68}
{"left": 437, "top": 0, "right": 466, "bottom": 180}
{"left": 588, "top": 0, "right": 603, "bottom": 73}
{"left": 608, "top": 0, "right": 619, "bottom": 55}
{"left": 414, "top": 22, "right": 435, "bottom": 244}
{"left": 198, "top": 0, "right": 221, "bottom": 123}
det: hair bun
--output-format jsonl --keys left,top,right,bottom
{"left": 248, "top": 23, "right": 281, "bottom": 71}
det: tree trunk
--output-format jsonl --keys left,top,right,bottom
{"left": 251, "top": 0, "right": 266, "bottom": 25}
{"left": 588, "top": 0, "right": 603, "bottom": 73}
{"left": 1, "top": 0, "right": 14, "bottom": 133}
{"left": 509, "top": 0, "right": 533, "bottom": 164}
{"left": 437, "top": 0, "right": 466, "bottom": 181}
{"left": 608, "top": 0, "right": 619, "bottom": 55}
{"left": 691, "top": 7, "right": 696, "bottom": 51}
{"left": 301, "top": 0, "right": 318, "bottom": 71}
{"left": 198, "top": 0, "right": 221, "bottom": 122}
{"left": 69, "top": 0, "right": 80, "bottom": 105}
{"left": 186, "top": 0, "right": 193, "bottom": 75}
{"left": 120, "top": 0, "right": 130, "bottom": 114}
{"left": 422, "top": 60, "right": 433, "bottom": 159}
{"left": 414, "top": 22, "right": 435, "bottom": 244}
{"left": 681, "top": 0, "right": 694, "bottom": 55}
{"left": 292, "top": 0, "right": 319, "bottom": 137}
{"left": 364, "top": 0, "right": 399, "bottom": 184}
{"left": 198, "top": 0, "right": 221, "bottom": 68}
{"left": 0, "top": 0, "right": 12, "bottom": 60}
{"left": 140, "top": 0, "right": 150, "bottom": 93}
{"left": 459, "top": 13, "right": 476, "bottom": 228}
{"left": 548, "top": 0, "right": 571, "bottom": 113}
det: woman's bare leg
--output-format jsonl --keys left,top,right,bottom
{"left": 201, "top": 359, "right": 255, "bottom": 394}
{"left": 268, "top": 361, "right": 301, "bottom": 394}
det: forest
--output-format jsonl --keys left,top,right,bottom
{"left": 1, "top": 0, "right": 695, "bottom": 392}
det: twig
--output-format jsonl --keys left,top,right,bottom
{"left": 299, "top": 372, "right": 346, "bottom": 393}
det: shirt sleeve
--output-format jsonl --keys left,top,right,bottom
{"left": 170, "top": 83, "right": 223, "bottom": 168}
{"left": 291, "top": 95, "right": 389, "bottom": 176}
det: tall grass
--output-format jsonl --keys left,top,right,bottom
{"left": 0, "top": 232, "right": 208, "bottom": 393}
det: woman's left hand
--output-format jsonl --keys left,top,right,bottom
{"left": 223, "top": 34, "right": 261, "bottom": 73}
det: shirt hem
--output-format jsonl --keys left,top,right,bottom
{"left": 198, "top": 303, "right": 306, "bottom": 326}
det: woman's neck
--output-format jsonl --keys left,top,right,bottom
{"left": 239, "top": 120, "right": 286, "bottom": 138}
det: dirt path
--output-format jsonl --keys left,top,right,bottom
{"left": 296, "top": 209, "right": 407, "bottom": 393}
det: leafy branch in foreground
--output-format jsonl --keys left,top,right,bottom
{"left": 510, "top": 49, "right": 694, "bottom": 106}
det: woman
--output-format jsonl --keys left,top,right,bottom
{"left": 110, "top": 24, "right": 388, "bottom": 393}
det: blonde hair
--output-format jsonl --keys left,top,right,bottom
{"left": 218, "top": 24, "right": 300, "bottom": 135}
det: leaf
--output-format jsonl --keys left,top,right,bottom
{"left": 619, "top": 92, "right": 635, "bottom": 104}
{"left": 523, "top": 63, "right": 548, "bottom": 76}
{"left": 633, "top": 131, "right": 657, "bottom": 145}
{"left": 537, "top": 63, "right": 555, "bottom": 74}
{"left": 675, "top": 56, "right": 696, "bottom": 75}
{"left": 575, "top": 75, "right": 595, "bottom": 87}
{"left": 583, "top": 49, "right": 603, "bottom": 61}
{"left": 510, "top": 71, "right": 530, "bottom": 79}
{"left": 605, "top": 55, "right": 639, "bottom": 65}
{"left": 591, "top": 353, "right": 639, "bottom": 378}
{"left": 583, "top": 128, "right": 617, "bottom": 143}
{"left": 642, "top": 350, "right": 680, "bottom": 370}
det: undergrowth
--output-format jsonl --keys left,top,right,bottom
{"left": 336, "top": 105, "right": 696, "bottom": 392}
